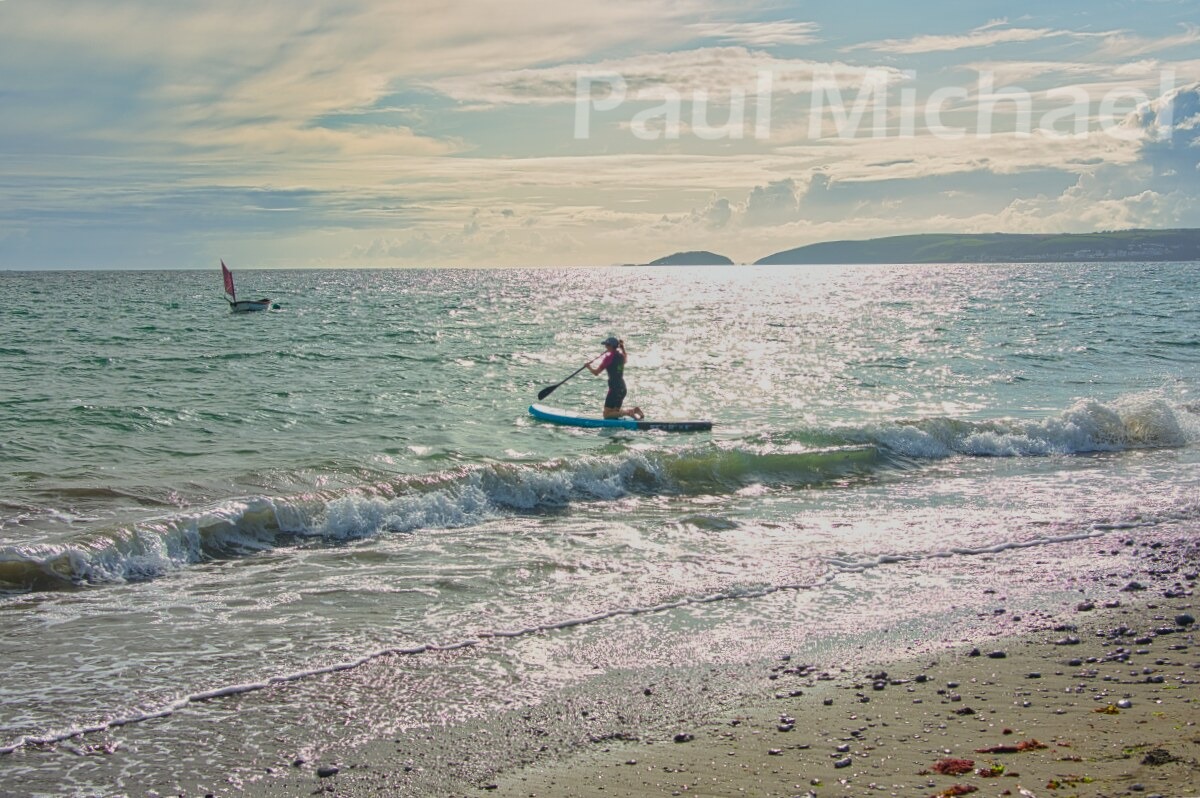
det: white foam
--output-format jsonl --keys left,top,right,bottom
{"left": 870, "top": 393, "right": 1194, "bottom": 459}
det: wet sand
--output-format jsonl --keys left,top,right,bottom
{"left": 241, "top": 557, "right": 1198, "bottom": 798}
{"left": 481, "top": 595, "right": 1199, "bottom": 798}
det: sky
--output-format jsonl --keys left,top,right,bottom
{"left": 0, "top": 0, "right": 1198, "bottom": 269}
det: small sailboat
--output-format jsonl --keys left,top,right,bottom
{"left": 221, "top": 260, "right": 273, "bottom": 312}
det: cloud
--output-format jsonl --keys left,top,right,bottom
{"left": 1092, "top": 23, "right": 1200, "bottom": 60}
{"left": 854, "top": 20, "right": 1085, "bottom": 55}
{"left": 428, "top": 47, "right": 907, "bottom": 108}
{"left": 688, "top": 195, "right": 734, "bottom": 229}
{"left": 0, "top": 0, "right": 714, "bottom": 158}
{"left": 686, "top": 21, "right": 821, "bottom": 47}
{"left": 1123, "top": 81, "right": 1200, "bottom": 188}
{"left": 743, "top": 178, "right": 801, "bottom": 225}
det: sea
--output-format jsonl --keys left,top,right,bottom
{"left": 1, "top": 262, "right": 1198, "bottom": 797}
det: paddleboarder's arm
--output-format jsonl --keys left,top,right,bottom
{"left": 587, "top": 351, "right": 614, "bottom": 375}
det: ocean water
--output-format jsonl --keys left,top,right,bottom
{"left": 1, "top": 262, "right": 1198, "bottom": 796}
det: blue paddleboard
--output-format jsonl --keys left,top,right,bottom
{"left": 529, "top": 403, "right": 712, "bottom": 432}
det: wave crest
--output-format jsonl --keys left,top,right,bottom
{"left": 865, "top": 395, "right": 1192, "bottom": 458}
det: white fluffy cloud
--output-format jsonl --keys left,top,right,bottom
{"left": 742, "top": 178, "right": 802, "bottom": 226}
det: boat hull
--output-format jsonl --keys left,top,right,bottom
{"left": 228, "top": 299, "right": 272, "bottom": 312}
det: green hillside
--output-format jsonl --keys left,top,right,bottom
{"left": 755, "top": 229, "right": 1200, "bottom": 265}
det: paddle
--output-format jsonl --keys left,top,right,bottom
{"left": 537, "top": 356, "right": 600, "bottom": 401}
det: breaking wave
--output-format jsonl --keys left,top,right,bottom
{"left": 2, "top": 394, "right": 1194, "bottom": 593}
{"left": 859, "top": 394, "right": 1196, "bottom": 458}
{"left": 0, "top": 443, "right": 884, "bottom": 592}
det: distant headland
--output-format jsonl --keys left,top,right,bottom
{"left": 649, "top": 228, "right": 1200, "bottom": 266}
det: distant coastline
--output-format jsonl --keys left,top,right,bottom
{"left": 651, "top": 228, "right": 1200, "bottom": 266}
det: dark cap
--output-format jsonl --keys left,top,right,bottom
{"left": 602, "top": 336, "right": 619, "bottom": 347}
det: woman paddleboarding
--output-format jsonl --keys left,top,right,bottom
{"left": 586, "top": 336, "right": 643, "bottom": 420}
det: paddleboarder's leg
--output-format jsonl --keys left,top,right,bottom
{"left": 602, "top": 384, "right": 627, "bottom": 418}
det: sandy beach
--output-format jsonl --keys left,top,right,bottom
{"left": 242, "top": 542, "right": 1199, "bottom": 798}
{"left": 481, "top": 595, "right": 1199, "bottom": 798}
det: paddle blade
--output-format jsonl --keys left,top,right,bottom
{"left": 536, "top": 384, "right": 557, "bottom": 400}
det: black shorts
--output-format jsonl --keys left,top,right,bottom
{"left": 604, "top": 383, "right": 627, "bottom": 409}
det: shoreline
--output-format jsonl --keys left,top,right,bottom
{"left": 244, "top": 556, "right": 1199, "bottom": 798}
{"left": 479, "top": 594, "right": 1198, "bottom": 798}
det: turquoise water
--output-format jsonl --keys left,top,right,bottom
{"left": 1, "top": 263, "right": 1198, "bottom": 795}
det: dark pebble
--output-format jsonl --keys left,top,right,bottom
{"left": 988, "top": 651, "right": 1007, "bottom": 659}
{"left": 1177, "top": 614, "right": 1195, "bottom": 627}
{"left": 673, "top": 733, "right": 694, "bottom": 743}
{"left": 834, "top": 757, "right": 852, "bottom": 768}
{"left": 1123, "top": 581, "right": 1147, "bottom": 592}
{"left": 1141, "top": 748, "right": 1176, "bottom": 766}
{"left": 1027, "top": 672, "right": 1042, "bottom": 679}
{"left": 823, "top": 697, "right": 833, "bottom": 706}
{"left": 316, "top": 766, "right": 339, "bottom": 778}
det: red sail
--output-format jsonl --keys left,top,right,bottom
{"left": 221, "top": 260, "right": 236, "bottom": 300}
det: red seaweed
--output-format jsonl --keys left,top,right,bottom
{"left": 932, "top": 757, "right": 975, "bottom": 775}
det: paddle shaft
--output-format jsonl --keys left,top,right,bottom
{"left": 537, "top": 355, "right": 601, "bottom": 400}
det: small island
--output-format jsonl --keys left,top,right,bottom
{"left": 647, "top": 250, "right": 734, "bottom": 266}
